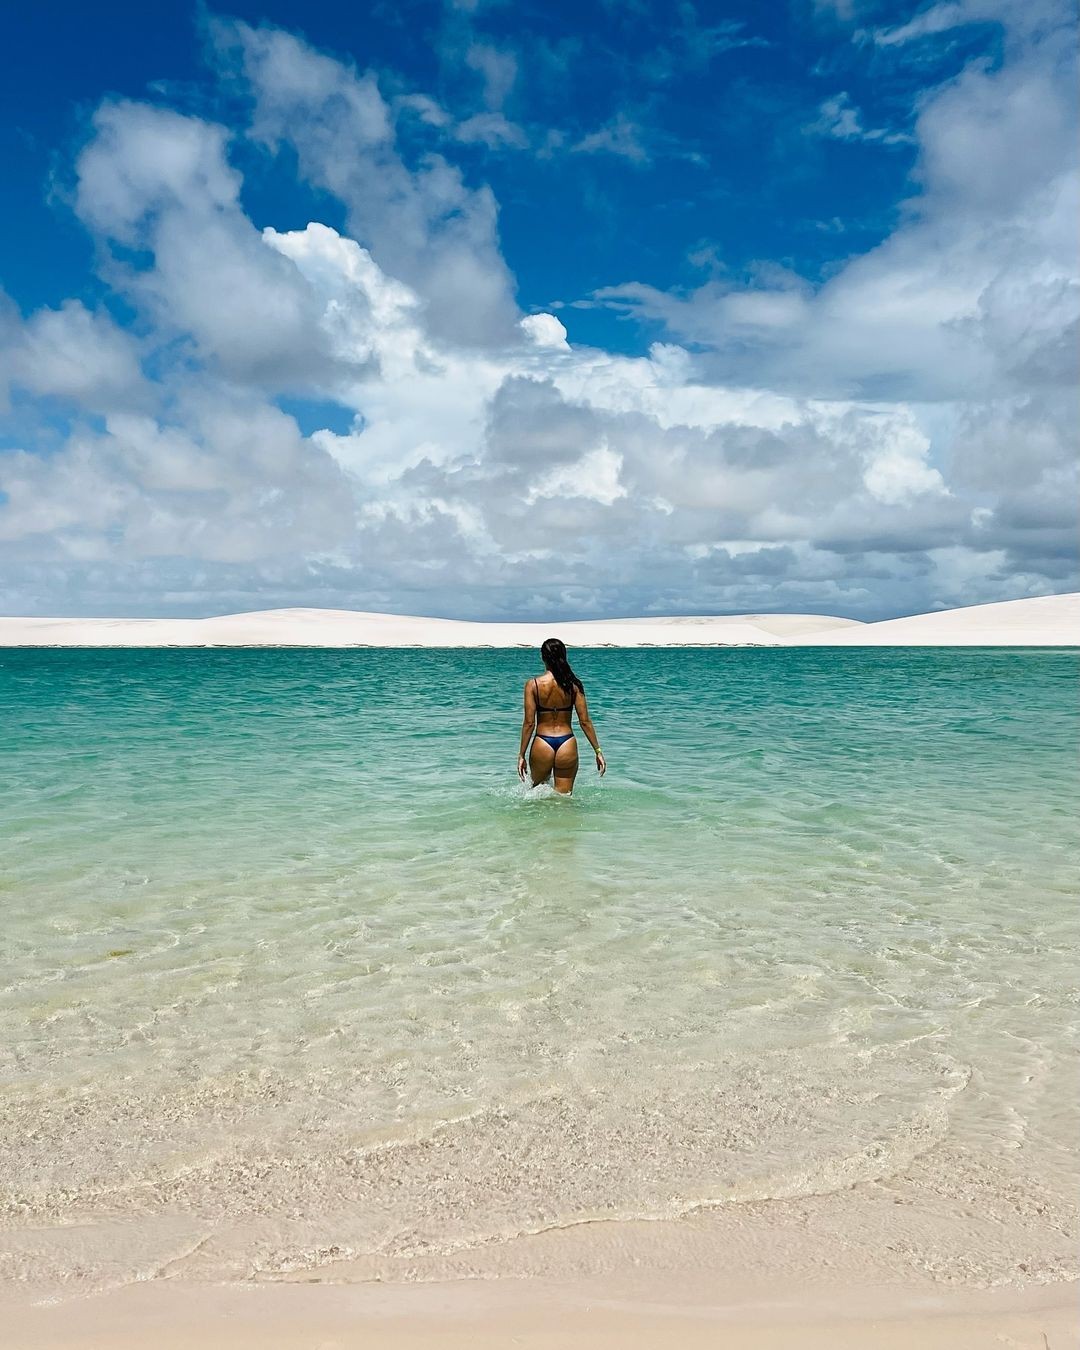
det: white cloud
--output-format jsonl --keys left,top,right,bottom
{"left": 860, "top": 415, "right": 948, "bottom": 504}
{"left": 871, "top": 2, "right": 976, "bottom": 45}
{"left": 2, "top": 300, "right": 145, "bottom": 410}
{"left": 74, "top": 102, "right": 340, "bottom": 389}
{"left": 866, "top": 0, "right": 1072, "bottom": 48}
{"left": 395, "top": 92, "right": 453, "bottom": 128}
{"left": 528, "top": 441, "right": 626, "bottom": 507}
{"left": 465, "top": 42, "right": 517, "bottom": 111}
{"left": 520, "top": 313, "right": 570, "bottom": 350}
{"left": 453, "top": 111, "right": 529, "bottom": 149}
{"left": 0, "top": 11, "right": 1075, "bottom": 620}
{"left": 0, "top": 390, "right": 356, "bottom": 564}
{"left": 209, "top": 16, "right": 519, "bottom": 346}
{"left": 596, "top": 15, "right": 1078, "bottom": 418}
{"left": 3, "top": 208, "right": 987, "bottom": 614}
{"left": 394, "top": 83, "right": 527, "bottom": 151}
{"left": 805, "top": 92, "right": 912, "bottom": 145}
{"left": 74, "top": 102, "right": 241, "bottom": 239}
{"left": 573, "top": 114, "right": 649, "bottom": 163}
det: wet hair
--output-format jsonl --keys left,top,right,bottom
{"left": 540, "top": 637, "right": 584, "bottom": 699}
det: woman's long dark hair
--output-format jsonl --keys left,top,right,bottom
{"left": 541, "top": 637, "right": 584, "bottom": 699}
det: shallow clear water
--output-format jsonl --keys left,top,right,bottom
{"left": 0, "top": 648, "right": 1077, "bottom": 1290}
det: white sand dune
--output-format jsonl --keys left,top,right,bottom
{"left": 0, "top": 609, "right": 860, "bottom": 648}
{"left": 787, "top": 592, "right": 1079, "bottom": 646}
{"left": 0, "top": 594, "right": 1075, "bottom": 647}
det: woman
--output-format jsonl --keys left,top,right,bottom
{"left": 518, "top": 638, "right": 606, "bottom": 794}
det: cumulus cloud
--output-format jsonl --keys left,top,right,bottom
{"left": 0, "top": 390, "right": 356, "bottom": 565}
{"left": 0, "top": 203, "right": 981, "bottom": 616}
{"left": 209, "top": 15, "right": 520, "bottom": 347}
{"left": 74, "top": 101, "right": 342, "bottom": 389}
{"left": 1, "top": 299, "right": 146, "bottom": 411}
{"left": 519, "top": 313, "right": 570, "bottom": 350}
{"left": 0, "top": 8, "right": 1075, "bottom": 619}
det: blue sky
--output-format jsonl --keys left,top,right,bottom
{"left": 2, "top": 2, "right": 955, "bottom": 335}
{"left": 0, "top": 0, "right": 1076, "bottom": 619}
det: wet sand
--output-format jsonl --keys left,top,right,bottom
{"left": 5, "top": 1271, "right": 1076, "bottom": 1350}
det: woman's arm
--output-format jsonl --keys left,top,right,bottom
{"left": 574, "top": 688, "right": 606, "bottom": 776}
{"left": 518, "top": 679, "right": 537, "bottom": 780}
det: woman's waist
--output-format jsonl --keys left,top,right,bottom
{"left": 535, "top": 722, "right": 574, "bottom": 736}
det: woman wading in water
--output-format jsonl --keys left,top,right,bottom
{"left": 518, "top": 638, "right": 606, "bottom": 794}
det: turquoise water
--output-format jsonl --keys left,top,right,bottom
{"left": 0, "top": 648, "right": 1077, "bottom": 1290}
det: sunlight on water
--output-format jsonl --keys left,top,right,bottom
{"left": 0, "top": 648, "right": 1077, "bottom": 1291}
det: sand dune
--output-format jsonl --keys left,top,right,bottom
{"left": 0, "top": 609, "right": 860, "bottom": 647}
{"left": 0, "top": 594, "right": 1075, "bottom": 647}
{"left": 787, "top": 592, "right": 1079, "bottom": 646}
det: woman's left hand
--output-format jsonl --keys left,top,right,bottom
{"left": 517, "top": 754, "right": 528, "bottom": 781}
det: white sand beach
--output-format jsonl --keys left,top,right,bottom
{"left": 0, "top": 592, "right": 1076, "bottom": 647}
{"left": 4, "top": 1269, "right": 1076, "bottom": 1350}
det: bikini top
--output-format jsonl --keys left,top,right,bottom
{"left": 534, "top": 677, "right": 573, "bottom": 714}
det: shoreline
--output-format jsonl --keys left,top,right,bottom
{"left": 6, "top": 1156, "right": 1077, "bottom": 1344}
{"left": 5, "top": 1272, "right": 1076, "bottom": 1349}
{"left": 0, "top": 592, "right": 1077, "bottom": 648}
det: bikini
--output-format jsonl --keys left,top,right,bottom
{"left": 533, "top": 678, "right": 574, "bottom": 753}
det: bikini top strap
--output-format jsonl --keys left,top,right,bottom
{"left": 535, "top": 674, "right": 573, "bottom": 713}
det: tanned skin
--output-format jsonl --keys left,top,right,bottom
{"left": 518, "top": 669, "right": 606, "bottom": 795}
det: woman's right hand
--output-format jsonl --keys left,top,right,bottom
{"left": 595, "top": 749, "right": 607, "bottom": 776}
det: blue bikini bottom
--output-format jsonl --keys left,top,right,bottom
{"left": 536, "top": 732, "right": 574, "bottom": 752}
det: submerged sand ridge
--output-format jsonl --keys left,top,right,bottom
{"left": 0, "top": 592, "right": 1076, "bottom": 647}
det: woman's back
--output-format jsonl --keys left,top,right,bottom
{"left": 533, "top": 671, "right": 575, "bottom": 721}
{"left": 518, "top": 639, "right": 605, "bottom": 794}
